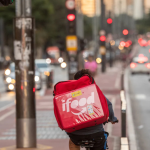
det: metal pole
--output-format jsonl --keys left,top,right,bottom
{"left": 15, "top": 0, "right": 21, "bottom": 17}
{"left": 108, "top": 11, "right": 113, "bottom": 68}
{"left": 119, "top": 0, "right": 122, "bottom": 38}
{"left": 25, "top": 0, "right": 32, "bottom": 17}
{"left": 101, "top": 0, "right": 106, "bottom": 73}
{"left": 15, "top": 0, "right": 36, "bottom": 148}
{"left": 0, "top": 19, "right": 4, "bottom": 60}
{"left": 21, "top": 0, "right": 25, "bottom": 17}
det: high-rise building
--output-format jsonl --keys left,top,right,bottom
{"left": 78, "top": 0, "right": 144, "bottom": 19}
{"left": 133, "top": 0, "right": 144, "bottom": 19}
{"left": 81, "top": 0, "right": 96, "bottom": 17}
{"left": 144, "top": 0, "right": 150, "bottom": 15}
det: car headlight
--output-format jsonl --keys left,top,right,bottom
{"left": 5, "top": 69, "right": 11, "bottom": 75}
{"left": 6, "top": 77, "right": 12, "bottom": 83}
{"left": 61, "top": 62, "right": 67, "bottom": 68}
{"left": 8, "top": 84, "right": 14, "bottom": 90}
{"left": 58, "top": 57, "right": 64, "bottom": 63}
{"left": 46, "top": 58, "right": 51, "bottom": 64}
{"left": 11, "top": 79, "right": 16, "bottom": 84}
{"left": 34, "top": 76, "right": 40, "bottom": 82}
{"left": 96, "top": 58, "right": 102, "bottom": 64}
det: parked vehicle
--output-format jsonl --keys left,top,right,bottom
{"left": 35, "top": 59, "right": 53, "bottom": 88}
{"left": 5, "top": 63, "right": 42, "bottom": 91}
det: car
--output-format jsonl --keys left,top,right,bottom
{"left": 5, "top": 63, "right": 42, "bottom": 91}
{"left": 35, "top": 59, "right": 53, "bottom": 88}
{"left": 130, "top": 54, "right": 150, "bottom": 74}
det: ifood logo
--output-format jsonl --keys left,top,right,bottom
{"left": 62, "top": 92, "right": 94, "bottom": 115}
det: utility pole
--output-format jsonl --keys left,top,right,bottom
{"left": 66, "top": 0, "right": 78, "bottom": 80}
{"left": 14, "top": 0, "right": 36, "bottom": 148}
{"left": 119, "top": 0, "right": 122, "bottom": 38}
{"left": 107, "top": 11, "right": 113, "bottom": 67}
{"left": 100, "top": 0, "right": 106, "bottom": 72}
{"left": 0, "top": 19, "right": 4, "bottom": 61}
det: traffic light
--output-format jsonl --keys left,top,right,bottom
{"left": 100, "top": 35, "right": 106, "bottom": 46}
{"left": 122, "top": 29, "right": 129, "bottom": 39}
{"left": 107, "top": 18, "right": 113, "bottom": 24}
{"left": 66, "top": 0, "right": 76, "bottom": 35}
{"left": 123, "top": 29, "right": 128, "bottom": 35}
{"left": 80, "top": 39, "right": 86, "bottom": 51}
{"left": 0, "top": 0, "right": 13, "bottom": 6}
{"left": 107, "top": 18, "right": 113, "bottom": 34}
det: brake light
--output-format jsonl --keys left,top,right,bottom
{"left": 130, "top": 63, "right": 136, "bottom": 68}
{"left": 146, "top": 63, "right": 150, "bottom": 69}
{"left": 139, "top": 54, "right": 144, "bottom": 57}
{"left": 33, "top": 88, "right": 35, "bottom": 92}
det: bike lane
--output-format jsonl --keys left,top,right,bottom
{"left": 0, "top": 62, "right": 122, "bottom": 150}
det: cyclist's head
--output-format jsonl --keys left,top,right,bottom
{"left": 74, "top": 69, "right": 92, "bottom": 80}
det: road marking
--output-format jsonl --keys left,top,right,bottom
{"left": 138, "top": 125, "right": 144, "bottom": 129}
{"left": 40, "top": 84, "right": 47, "bottom": 96}
{"left": 37, "top": 102, "right": 53, "bottom": 110}
{"left": 115, "top": 73, "right": 121, "bottom": 89}
{"left": 0, "top": 144, "right": 52, "bottom": 150}
{"left": 0, "top": 92, "right": 15, "bottom": 101}
{"left": 0, "top": 109, "right": 15, "bottom": 122}
{"left": 135, "top": 94, "right": 146, "bottom": 100}
{"left": 0, "top": 102, "right": 14, "bottom": 112}
{"left": 124, "top": 68, "right": 138, "bottom": 150}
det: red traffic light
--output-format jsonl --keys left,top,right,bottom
{"left": 120, "top": 41, "right": 125, "bottom": 47}
{"left": 67, "top": 14, "right": 75, "bottom": 21}
{"left": 125, "top": 42, "right": 130, "bottom": 48}
{"left": 107, "top": 18, "right": 113, "bottom": 24}
{"left": 123, "top": 29, "right": 129, "bottom": 35}
{"left": 100, "top": 35, "right": 106, "bottom": 41}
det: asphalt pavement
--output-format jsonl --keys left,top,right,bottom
{"left": 127, "top": 45, "right": 150, "bottom": 150}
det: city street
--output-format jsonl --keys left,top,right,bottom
{"left": 1, "top": 0, "right": 150, "bottom": 149}
{"left": 0, "top": 45, "right": 150, "bottom": 150}
{"left": 0, "top": 65, "right": 69, "bottom": 149}
{"left": 0, "top": 63, "right": 122, "bottom": 150}
{"left": 126, "top": 45, "right": 150, "bottom": 150}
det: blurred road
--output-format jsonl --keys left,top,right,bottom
{"left": 127, "top": 45, "right": 150, "bottom": 150}
{"left": 0, "top": 65, "right": 68, "bottom": 109}
{"left": 0, "top": 65, "right": 69, "bottom": 148}
{"left": 0, "top": 62, "right": 122, "bottom": 150}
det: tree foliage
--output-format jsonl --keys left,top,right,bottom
{"left": 0, "top": 0, "right": 66, "bottom": 47}
{"left": 136, "top": 13, "right": 150, "bottom": 34}
{"left": 0, "top": 0, "right": 94, "bottom": 56}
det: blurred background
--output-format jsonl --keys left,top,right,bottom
{"left": 0, "top": 0, "right": 150, "bottom": 150}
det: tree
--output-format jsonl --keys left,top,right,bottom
{"left": 0, "top": 0, "right": 66, "bottom": 51}
{"left": 136, "top": 12, "right": 150, "bottom": 34}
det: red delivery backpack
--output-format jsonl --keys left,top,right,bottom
{"left": 53, "top": 75, "right": 109, "bottom": 133}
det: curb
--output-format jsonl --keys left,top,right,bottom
{"left": 124, "top": 68, "right": 138, "bottom": 150}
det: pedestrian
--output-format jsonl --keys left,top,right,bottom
{"left": 84, "top": 54, "right": 97, "bottom": 77}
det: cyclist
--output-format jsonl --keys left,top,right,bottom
{"left": 67, "top": 69, "right": 118, "bottom": 150}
